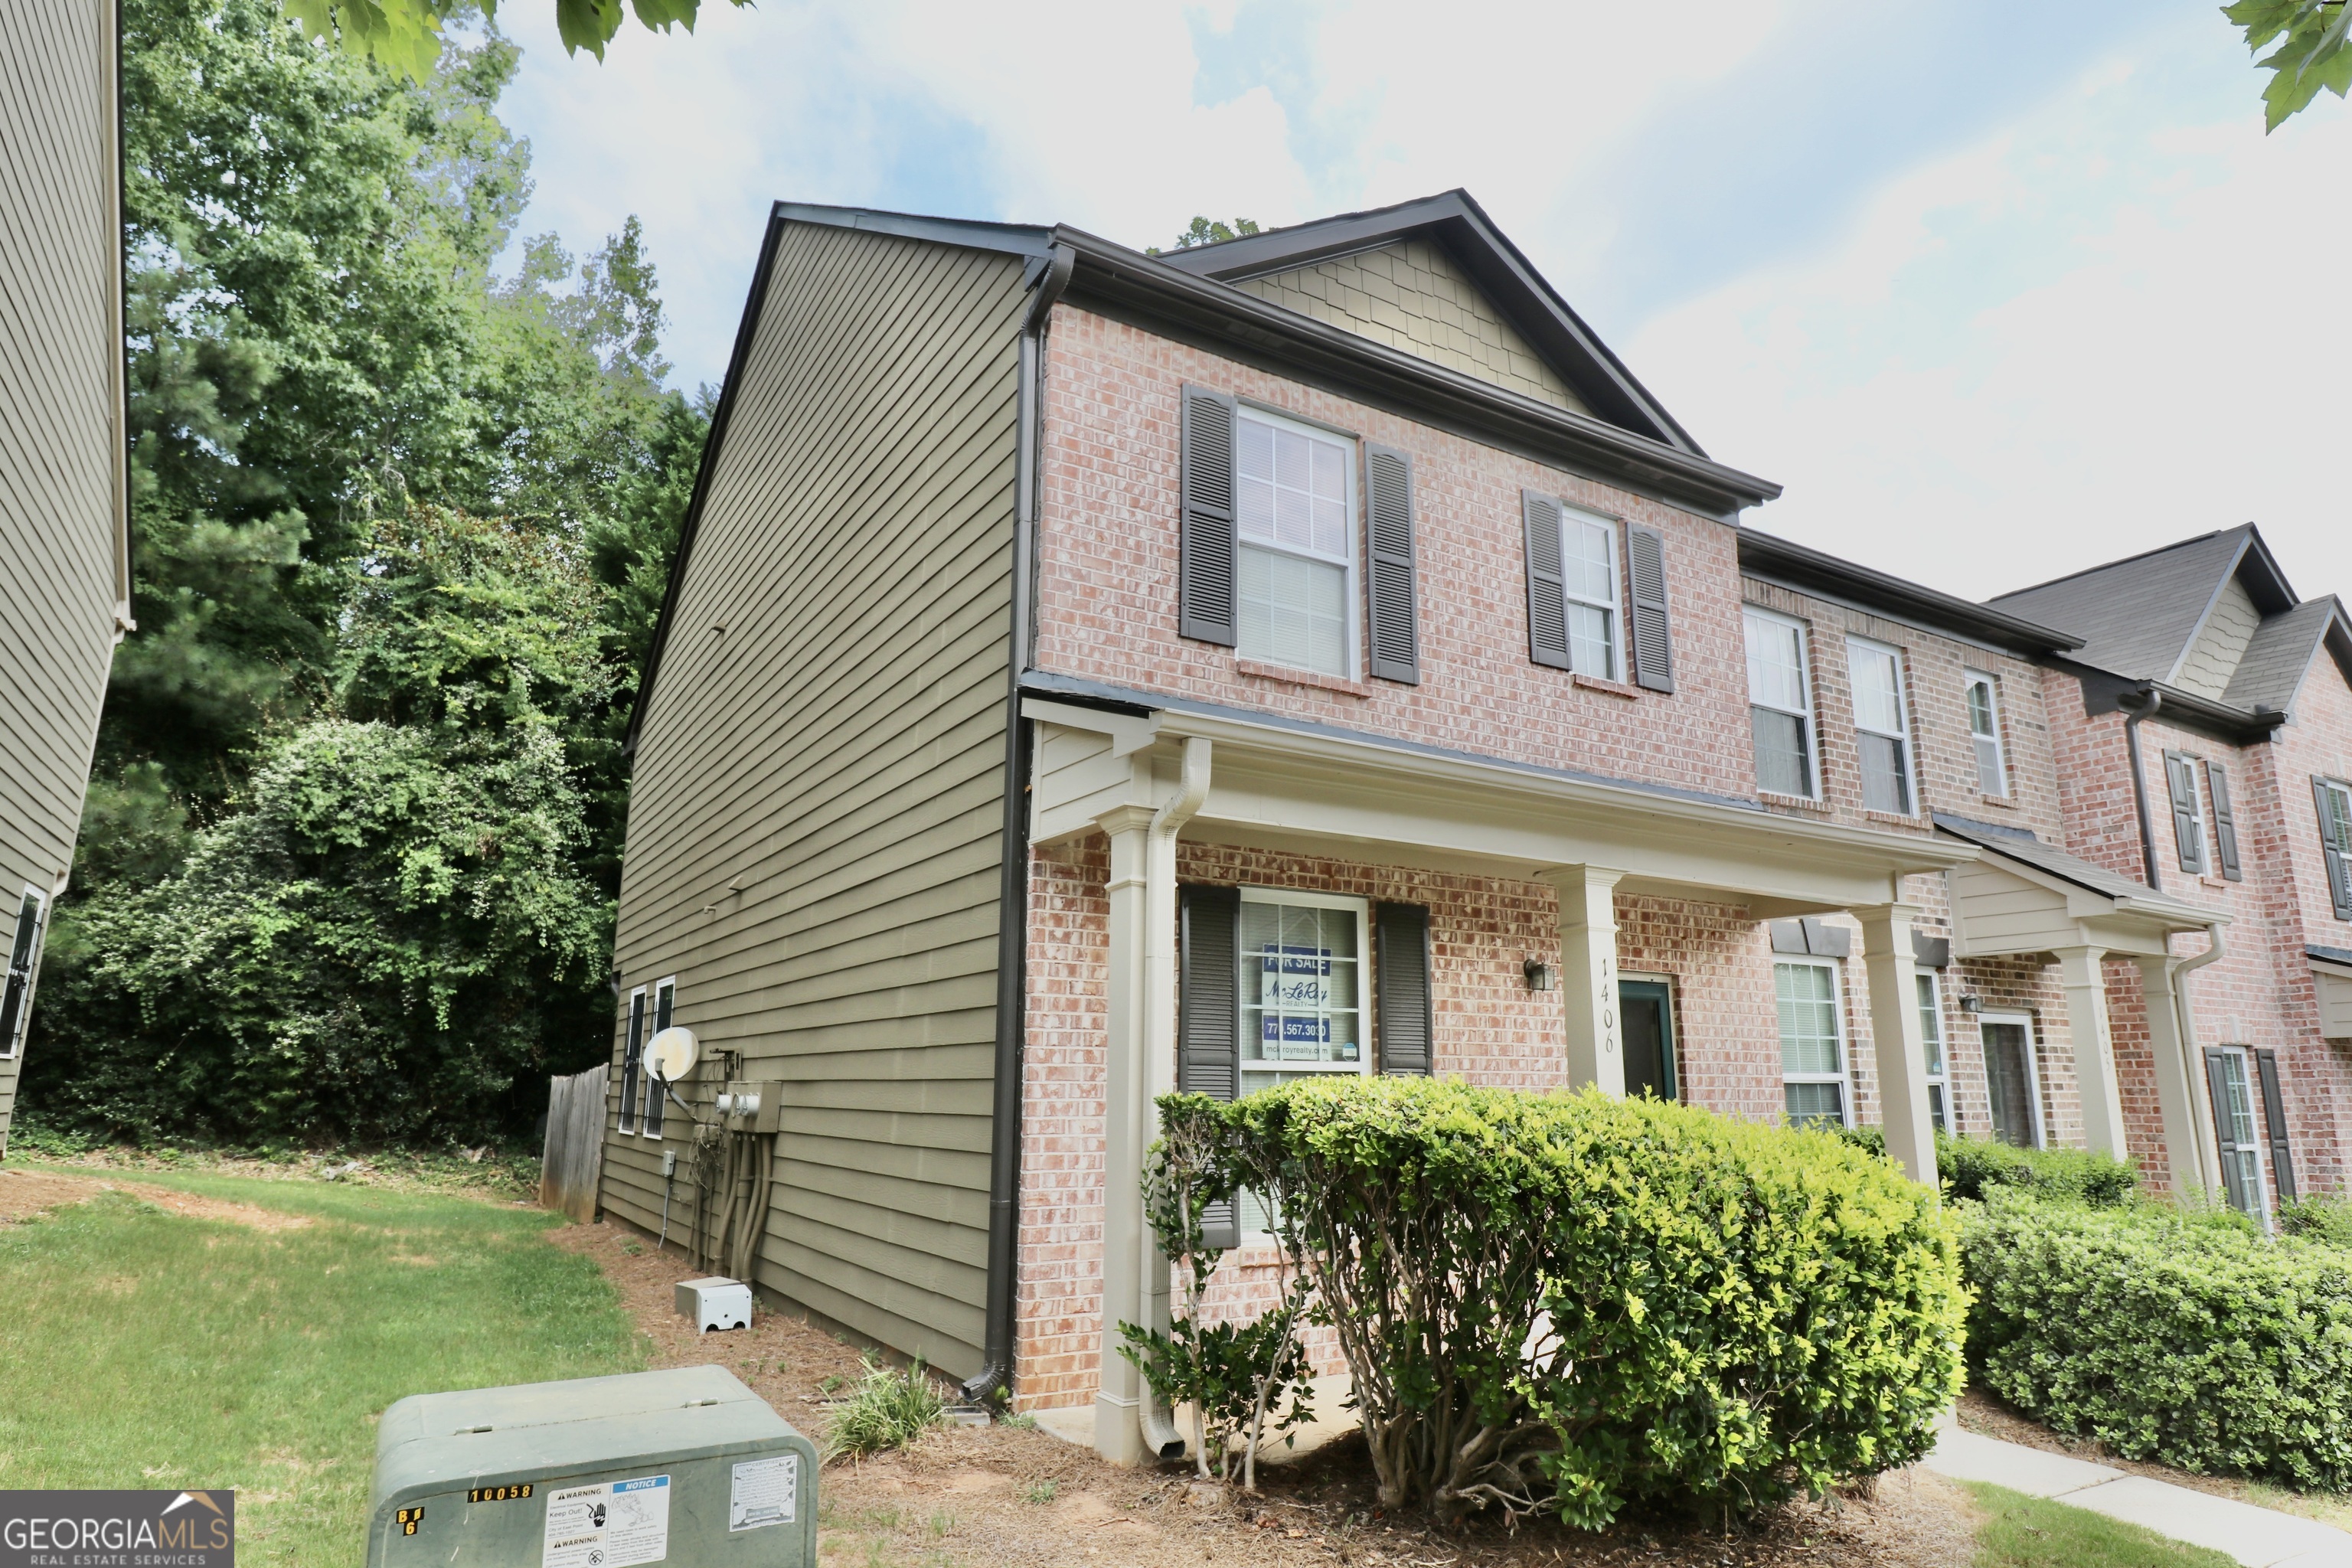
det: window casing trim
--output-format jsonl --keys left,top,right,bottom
{"left": 1233, "top": 403, "right": 1360, "bottom": 681}
{"left": 1236, "top": 887, "right": 1372, "bottom": 1237}
{"left": 1557, "top": 502, "right": 1626, "bottom": 683}
{"left": 1845, "top": 634, "right": 1916, "bottom": 816}
{"left": 1963, "top": 669, "right": 2009, "bottom": 798}
{"left": 1744, "top": 605, "right": 1821, "bottom": 800}
{"left": 1979, "top": 1009, "right": 2047, "bottom": 1151}
{"left": 1774, "top": 955, "right": 1851, "bottom": 1129}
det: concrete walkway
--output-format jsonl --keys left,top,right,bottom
{"left": 1922, "top": 1419, "right": 2352, "bottom": 1567}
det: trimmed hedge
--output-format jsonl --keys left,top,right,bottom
{"left": 1961, "top": 1191, "right": 2352, "bottom": 1489}
{"left": 1197, "top": 1079, "right": 1966, "bottom": 1525}
{"left": 1837, "top": 1125, "right": 2138, "bottom": 1206}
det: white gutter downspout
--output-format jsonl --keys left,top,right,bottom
{"left": 2170, "top": 923, "right": 2228, "bottom": 1195}
{"left": 1136, "top": 736, "right": 1210, "bottom": 1460}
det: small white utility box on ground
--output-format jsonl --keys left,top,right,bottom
{"left": 677, "top": 1276, "right": 753, "bottom": 1333}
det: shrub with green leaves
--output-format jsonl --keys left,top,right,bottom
{"left": 825, "top": 1357, "right": 946, "bottom": 1460}
{"left": 1210, "top": 1078, "right": 1965, "bottom": 1527}
{"left": 1838, "top": 1125, "right": 2138, "bottom": 1206}
{"left": 1961, "top": 1190, "right": 2352, "bottom": 1489}
{"left": 2278, "top": 1192, "right": 2352, "bottom": 1248}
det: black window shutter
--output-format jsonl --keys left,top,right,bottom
{"left": 2317, "top": 779, "right": 2352, "bottom": 920}
{"left": 1178, "top": 884, "right": 1242, "bottom": 1249}
{"left": 2254, "top": 1049, "right": 2298, "bottom": 1201}
{"left": 1365, "top": 445, "right": 1419, "bottom": 684}
{"left": 2164, "top": 752, "right": 2203, "bottom": 874}
{"left": 0, "top": 890, "right": 44, "bottom": 1059}
{"left": 1625, "top": 523, "right": 1676, "bottom": 694}
{"left": 2205, "top": 761, "right": 2242, "bottom": 881}
{"left": 645, "top": 984, "right": 673, "bottom": 1135}
{"left": 1376, "top": 903, "right": 1433, "bottom": 1076}
{"left": 2203, "top": 1048, "right": 2252, "bottom": 1213}
{"left": 1178, "top": 387, "right": 1238, "bottom": 646}
{"left": 1522, "top": 491, "right": 1569, "bottom": 669}
{"left": 619, "top": 989, "right": 646, "bottom": 1134}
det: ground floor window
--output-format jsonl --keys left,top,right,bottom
{"left": 1916, "top": 972, "right": 1949, "bottom": 1132}
{"left": 1239, "top": 889, "right": 1369, "bottom": 1233}
{"left": 1775, "top": 958, "right": 1848, "bottom": 1128}
{"left": 1981, "top": 1011, "right": 2043, "bottom": 1149}
{"left": 2205, "top": 1045, "right": 2269, "bottom": 1220}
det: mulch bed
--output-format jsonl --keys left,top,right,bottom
{"left": 555, "top": 1217, "right": 1984, "bottom": 1566}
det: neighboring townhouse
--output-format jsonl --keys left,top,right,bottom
{"left": 605, "top": 191, "right": 2342, "bottom": 1465}
{"left": 1989, "top": 528, "right": 2352, "bottom": 1209}
{"left": 0, "top": 5, "right": 133, "bottom": 1152}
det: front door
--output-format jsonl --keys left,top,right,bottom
{"left": 1981, "top": 1012, "right": 2043, "bottom": 1149}
{"left": 1619, "top": 978, "right": 1677, "bottom": 1101}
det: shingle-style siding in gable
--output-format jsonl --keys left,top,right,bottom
{"left": 1233, "top": 240, "right": 1593, "bottom": 416}
{"left": 0, "top": 2, "right": 123, "bottom": 1152}
{"left": 1988, "top": 528, "right": 2248, "bottom": 683}
{"left": 2174, "top": 573, "right": 2261, "bottom": 699}
{"left": 607, "top": 222, "right": 1026, "bottom": 1379}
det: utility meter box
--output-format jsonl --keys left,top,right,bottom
{"left": 676, "top": 1276, "right": 753, "bottom": 1333}
{"left": 366, "top": 1365, "right": 816, "bottom": 1567}
{"left": 717, "top": 1080, "right": 786, "bottom": 1134}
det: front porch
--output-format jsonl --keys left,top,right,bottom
{"left": 1018, "top": 693, "right": 1982, "bottom": 1462}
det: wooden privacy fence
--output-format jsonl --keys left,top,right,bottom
{"left": 541, "top": 1064, "right": 608, "bottom": 1223}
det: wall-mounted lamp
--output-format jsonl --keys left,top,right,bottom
{"left": 1524, "top": 959, "right": 1557, "bottom": 992}
{"left": 1958, "top": 994, "right": 1983, "bottom": 1014}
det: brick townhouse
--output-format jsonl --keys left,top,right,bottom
{"left": 598, "top": 191, "right": 2352, "bottom": 1464}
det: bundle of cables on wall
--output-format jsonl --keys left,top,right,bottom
{"left": 689, "top": 1117, "right": 775, "bottom": 1282}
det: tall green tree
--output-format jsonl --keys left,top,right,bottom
{"left": 282, "top": 0, "right": 751, "bottom": 80}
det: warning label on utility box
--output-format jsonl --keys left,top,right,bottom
{"left": 541, "top": 1474, "right": 671, "bottom": 1567}
{"left": 728, "top": 1453, "right": 798, "bottom": 1530}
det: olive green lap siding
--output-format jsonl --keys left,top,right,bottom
{"left": 0, "top": 5, "right": 125, "bottom": 1154}
{"left": 608, "top": 223, "right": 1026, "bottom": 1378}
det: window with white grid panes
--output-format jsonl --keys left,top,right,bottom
{"left": 1235, "top": 409, "right": 1356, "bottom": 678}
{"left": 1237, "top": 889, "right": 1369, "bottom": 1234}
{"left": 1559, "top": 510, "right": 1621, "bottom": 680}
{"left": 1744, "top": 607, "right": 1818, "bottom": 799}
{"left": 1965, "top": 671, "right": 2007, "bottom": 797}
{"left": 1847, "top": 637, "right": 1914, "bottom": 815}
{"left": 1775, "top": 958, "right": 1848, "bottom": 1128}
{"left": 1916, "top": 971, "right": 1949, "bottom": 1132}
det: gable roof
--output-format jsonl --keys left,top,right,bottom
{"left": 1155, "top": 191, "right": 1701, "bottom": 454}
{"left": 1986, "top": 527, "right": 2283, "bottom": 684}
{"left": 1932, "top": 813, "right": 2219, "bottom": 928}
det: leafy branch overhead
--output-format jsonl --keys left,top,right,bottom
{"left": 279, "top": 0, "right": 750, "bottom": 80}
{"left": 2226, "top": 0, "right": 2352, "bottom": 129}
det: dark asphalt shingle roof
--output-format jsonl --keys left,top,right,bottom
{"left": 1932, "top": 813, "right": 2217, "bottom": 925}
{"left": 2221, "top": 597, "right": 2337, "bottom": 713}
{"left": 1986, "top": 528, "right": 2252, "bottom": 684}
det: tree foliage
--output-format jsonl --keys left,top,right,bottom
{"left": 1145, "top": 217, "right": 1263, "bottom": 257}
{"left": 34, "top": 0, "right": 707, "bottom": 1147}
{"left": 282, "top": 0, "right": 752, "bottom": 81}
{"left": 2226, "top": 0, "right": 2352, "bottom": 129}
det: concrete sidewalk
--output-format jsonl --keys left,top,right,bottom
{"left": 1922, "top": 1419, "right": 2352, "bottom": 1567}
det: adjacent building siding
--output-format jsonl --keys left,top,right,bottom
{"left": 608, "top": 221, "right": 1026, "bottom": 1377}
{"left": 2174, "top": 573, "right": 2262, "bottom": 699}
{"left": 1233, "top": 239, "right": 1592, "bottom": 415}
{"left": 0, "top": 2, "right": 126, "bottom": 1152}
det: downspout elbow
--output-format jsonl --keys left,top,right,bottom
{"left": 1152, "top": 736, "right": 1212, "bottom": 841}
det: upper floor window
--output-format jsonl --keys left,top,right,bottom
{"left": 1743, "top": 607, "right": 1816, "bottom": 799}
{"left": 1560, "top": 510, "right": 1622, "bottom": 680}
{"left": 1235, "top": 409, "right": 1355, "bottom": 678}
{"left": 1846, "top": 638, "right": 1914, "bottom": 815}
{"left": 1964, "top": 671, "right": 2007, "bottom": 797}
{"left": 2316, "top": 776, "right": 2352, "bottom": 920}
{"left": 2163, "top": 751, "right": 2209, "bottom": 877}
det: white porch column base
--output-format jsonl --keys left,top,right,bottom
{"left": 2133, "top": 956, "right": 2220, "bottom": 1196}
{"left": 1857, "top": 904, "right": 1939, "bottom": 1191}
{"left": 1092, "top": 805, "right": 1153, "bottom": 1466}
{"left": 1540, "top": 866, "right": 1625, "bottom": 1094}
{"left": 2055, "top": 946, "right": 2127, "bottom": 1158}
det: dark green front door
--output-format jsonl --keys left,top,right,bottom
{"left": 1620, "top": 979, "right": 1677, "bottom": 1101}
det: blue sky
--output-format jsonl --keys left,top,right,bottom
{"left": 490, "top": 0, "right": 2351, "bottom": 606}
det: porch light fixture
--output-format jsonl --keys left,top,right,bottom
{"left": 1958, "top": 994, "right": 1982, "bottom": 1014}
{"left": 1524, "top": 959, "right": 1557, "bottom": 992}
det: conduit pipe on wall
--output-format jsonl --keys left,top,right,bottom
{"left": 1135, "top": 737, "right": 1211, "bottom": 1460}
{"left": 966, "top": 243, "right": 1076, "bottom": 1408}
{"left": 2120, "top": 684, "right": 2164, "bottom": 892}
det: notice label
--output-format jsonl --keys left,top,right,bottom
{"left": 541, "top": 1475, "right": 671, "bottom": 1567}
{"left": 729, "top": 1453, "right": 798, "bottom": 1531}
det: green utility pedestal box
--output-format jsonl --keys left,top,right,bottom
{"left": 367, "top": 1365, "right": 816, "bottom": 1566}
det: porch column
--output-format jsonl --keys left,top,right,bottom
{"left": 2055, "top": 946, "right": 2127, "bottom": 1158}
{"left": 1856, "top": 904, "right": 1939, "bottom": 1191}
{"left": 1092, "top": 804, "right": 1155, "bottom": 1465}
{"left": 2133, "top": 956, "right": 2220, "bottom": 1195}
{"left": 1540, "top": 866, "right": 1625, "bottom": 1095}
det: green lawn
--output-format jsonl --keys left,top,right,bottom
{"left": 0, "top": 1168, "right": 643, "bottom": 1566}
{"left": 1964, "top": 1482, "right": 2237, "bottom": 1568}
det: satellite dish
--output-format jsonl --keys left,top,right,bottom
{"left": 646, "top": 1026, "right": 699, "bottom": 1083}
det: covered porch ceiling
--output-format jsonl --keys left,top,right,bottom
{"left": 1024, "top": 697, "right": 1976, "bottom": 916}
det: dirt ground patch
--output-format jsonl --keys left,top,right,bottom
{"left": 559, "top": 1217, "right": 1985, "bottom": 1566}
{"left": 0, "top": 1166, "right": 310, "bottom": 1233}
